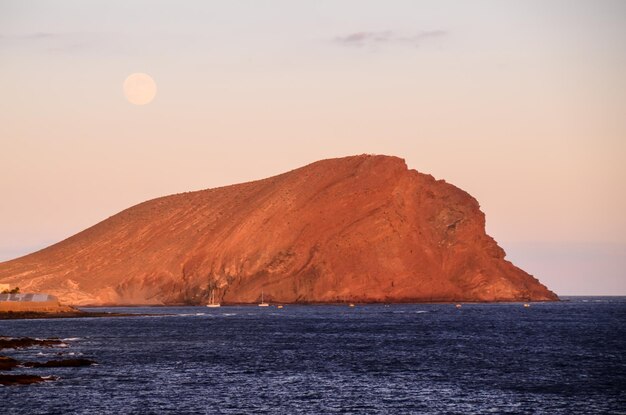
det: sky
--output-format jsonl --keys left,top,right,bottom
{"left": 1, "top": 0, "right": 625, "bottom": 295}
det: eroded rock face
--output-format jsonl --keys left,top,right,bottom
{"left": 0, "top": 155, "right": 557, "bottom": 304}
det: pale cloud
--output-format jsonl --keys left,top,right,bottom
{"left": 0, "top": 32, "right": 59, "bottom": 40}
{"left": 0, "top": 31, "right": 134, "bottom": 56}
{"left": 333, "top": 30, "right": 448, "bottom": 48}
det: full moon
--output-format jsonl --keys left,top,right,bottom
{"left": 123, "top": 73, "right": 157, "bottom": 105}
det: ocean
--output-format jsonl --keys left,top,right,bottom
{"left": 1, "top": 297, "right": 625, "bottom": 414}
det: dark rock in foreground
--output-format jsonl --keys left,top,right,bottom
{"left": 24, "top": 358, "right": 96, "bottom": 368}
{"left": 0, "top": 337, "right": 64, "bottom": 350}
{"left": 0, "top": 336, "right": 96, "bottom": 386}
{"left": 0, "top": 356, "right": 19, "bottom": 371}
{"left": 0, "top": 374, "right": 56, "bottom": 386}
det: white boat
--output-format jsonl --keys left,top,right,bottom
{"left": 258, "top": 290, "right": 269, "bottom": 307}
{"left": 206, "top": 289, "right": 220, "bottom": 308}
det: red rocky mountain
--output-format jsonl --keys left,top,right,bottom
{"left": 0, "top": 155, "right": 557, "bottom": 305}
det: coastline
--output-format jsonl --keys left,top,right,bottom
{"left": 0, "top": 310, "right": 145, "bottom": 320}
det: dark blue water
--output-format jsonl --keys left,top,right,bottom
{"left": 1, "top": 297, "right": 625, "bottom": 414}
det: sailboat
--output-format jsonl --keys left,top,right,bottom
{"left": 206, "top": 289, "right": 221, "bottom": 308}
{"left": 258, "top": 290, "right": 269, "bottom": 307}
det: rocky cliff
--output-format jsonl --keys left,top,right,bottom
{"left": 0, "top": 155, "right": 557, "bottom": 305}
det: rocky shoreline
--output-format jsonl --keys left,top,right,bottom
{"left": 0, "top": 336, "right": 96, "bottom": 386}
{"left": 0, "top": 310, "right": 140, "bottom": 320}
